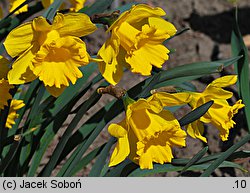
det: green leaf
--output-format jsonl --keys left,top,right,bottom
{"left": 80, "top": 0, "right": 114, "bottom": 15}
{"left": 179, "top": 101, "right": 214, "bottom": 127}
{"left": 178, "top": 146, "right": 208, "bottom": 176}
{"left": 61, "top": 100, "right": 123, "bottom": 176}
{"left": 40, "top": 88, "right": 104, "bottom": 176}
{"left": 0, "top": 140, "right": 20, "bottom": 174}
{"left": 27, "top": 64, "right": 100, "bottom": 176}
{"left": 104, "top": 159, "right": 132, "bottom": 177}
{"left": 231, "top": 7, "right": 250, "bottom": 131}
{"left": 201, "top": 134, "right": 250, "bottom": 176}
{"left": 63, "top": 144, "right": 106, "bottom": 177}
{"left": 88, "top": 137, "right": 116, "bottom": 177}
{"left": 158, "top": 57, "right": 242, "bottom": 84}
{"left": 43, "top": 0, "right": 64, "bottom": 22}
{"left": 128, "top": 161, "right": 246, "bottom": 177}
{"left": 128, "top": 57, "right": 242, "bottom": 100}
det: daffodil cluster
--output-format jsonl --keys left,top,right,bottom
{"left": 0, "top": 2, "right": 245, "bottom": 171}
{"left": 108, "top": 75, "right": 244, "bottom": 169}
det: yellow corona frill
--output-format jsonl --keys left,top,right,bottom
{"left": 97, "top": 4, "right": 177, "bottom": 85}
{"left": 6, "top": 99, "right": 25, "bottom": 129}
{"left": 186, "top": 75, "right": 245, "bottom": 142}
{"left": 108, "top": 92, "right": 191, "bottom": 169}
{"left": 4, "top": 12, "right": 96, "bottom": 97}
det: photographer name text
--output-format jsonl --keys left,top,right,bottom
{"left": 2, "top": 179, "right": 82, "bottom": 190}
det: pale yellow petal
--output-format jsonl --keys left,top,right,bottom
{"left": 203, "top": 86, "right": 233, "bottom": 99}
{"left": 32, "top": 16, "right": 52, "bottom": 31}
{"left": 98, "top": 37, "right": 123, "bottom": 85}
{"left": 5, "top": 99, "right": 24, "bottom": 129}
{"left": 187, "top": 120, "right": 207, "bottom": 143}
{"left": 126, "top": 43, "right": 169, "bottom": 75}
{"left": 148, "top": 17, "right": 177, "bottom": 37}
{"left": 108, "top": 119, "right": 128, "bottom": 138}
{"left": 8, "top": 45, "right": 38, "bottom": 84}
{"left": 152, "top": 92, "right": 192, "bottom": 106}
{"left": 9, "top": 0, "right": 28, "bottom": 14}
{"left": 209, "top": 75, "right": 237, "bottom": 88}
{"left": 109, "top": 136, "right": 130, "bottom": 167}
{"left": 111, "top": 4, "right": 166, "bottom": 30}
{"left": 58, "top": 13, "right": 97, "bottom": 37}
{"left": 4, "top": 22, "right": 34, "bottom": 57}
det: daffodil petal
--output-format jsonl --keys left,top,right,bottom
{"left": 45, "top": 85, "right": 66, "bottom": 97}
{"left": 98, "top": 37, "right": 123, "bottom": 85}
{"left": 203, "top": 86, "right": 233, "bottom": 99}
{"left": 4, "top": 22, "right": 34, "bottom": 57}
{"left": 108, "top": 119, "right": 128, "bottom": 138}
{"left": 153, "top": 92, "right": 192, "bottom": 106}
{"left": 109, "top": 136, "right": 130, "bottom": 167}
{"left": 122, "top": 4, "right": 166, "bottom": 27}
{"left": 6, "top": 99, "right": 25, "bottom": 129}
{"left": 148, "top": 17, "right": 177, "bottom": 37}
{"left": 209, "top": 75, "right": 237, "bottom": 88}
{"left": 58, "top": 13, "right": 97, "bottom": 37}
{"left": 8, "top": 45, "right": 38, "bottom": 84}
{"left": 187, "top": 120, "right": 207, "bottom": 143}
{"left": 126, "top": 43, "right": 169, "bottom": 75}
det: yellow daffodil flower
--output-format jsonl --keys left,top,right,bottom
{"left": 0, "top": 79, "right": 13, "bottom": 110}
{"left": 97, "top": 4, "right": 177, "bottom": 85}
{"left": 5, "top": 99, "right": 25, "bottom": 129}
{"left": 108, "top": 92, "right": 190, "bottom": 169}
{"left": 4, "top": 13, "right": 96, "bottom": 97}
{"left": 186, "top": 75, "right": 245, "bottom": 142}
{"left": 9, "top": 0, "right": 28, "bottom": 14}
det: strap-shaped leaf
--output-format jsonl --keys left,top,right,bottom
{"left": 127, "top": 161, "right": 246, "bottom": 177}
{"left": 88, "top": 137, "right": 116, "bottom": 177}
{"left": 201, "top": 133, "right": 250, "bottom": 177}
{"left": 179, "top": 101, "right": 214, "bottom": 127}
{"left": 178, "top": 146, "right": 208, "bottom": 176}
{"left": 231, "top": 7, "right": 250, "bottom": 131}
